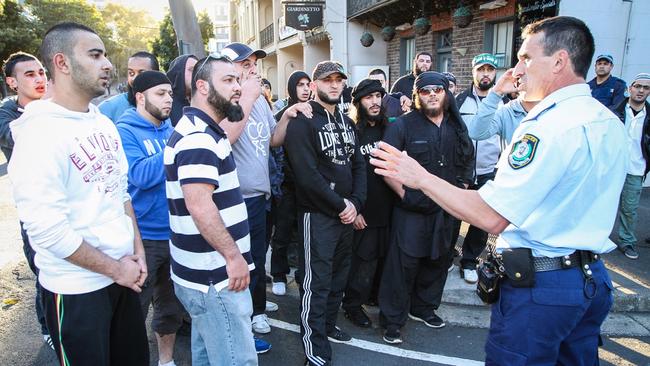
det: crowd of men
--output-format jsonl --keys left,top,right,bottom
{"left": 0, "top": 14, "right": 648, "bottom": 366}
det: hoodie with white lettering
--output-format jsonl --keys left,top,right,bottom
{"left": 284, "top": 101, "right": 366, "bottom": 217}
{"left": 116, "top": 107, "right": 173, "bottom": 241}
{"left": 9, "top": 100, "right": 134, "bottom": 295}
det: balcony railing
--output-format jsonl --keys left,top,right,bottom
{"left": 260, "top": 23, "right": 274, "bottom": 48}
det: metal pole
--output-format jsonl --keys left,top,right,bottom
{"left": 168, "top": 0, "right": 207, "bottom": 58}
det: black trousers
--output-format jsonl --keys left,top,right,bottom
{"left": 20, "top": 221, "right": 48, "bottom": 335}
{"left": 271, "top": 184, "right": 298, "bottom": 283}
{"left": 42, "top": 283, "right": 149, "bottom": 366}
{"left": 298, "top": 212, "right": 353, "bottom": 366}
{"left": 378, "top": 241, "right": 454, "bottom": 328}
{"left": 460, "top": 171, "right": 495, "bottom": 269}
{"left": 342, "top": 226, "right": 389, "bottom": 311}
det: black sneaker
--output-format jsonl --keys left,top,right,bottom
{"left": 623, "top": 246, "right": 639, "bottom": 260}
{"left": 382, "top": 326, "right": 402, "bottom": 344}
{"left": 344, "top": 307, "right": 372, "bottom": 328}
{"left": 327, "top": 326, "right": 352, "bottom": 343}
{"left": 408, "top": 312, "right": 445, "bottom": 328}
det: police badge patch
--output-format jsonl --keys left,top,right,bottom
{"left": 508, "top": 134, "right": 539, "bottom": 169}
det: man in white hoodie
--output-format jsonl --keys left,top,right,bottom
{"left": 8, "top": 22, "right": 149, "bottom": 365}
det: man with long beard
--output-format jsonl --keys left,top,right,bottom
{"left": 456, "top": 53, "right": 505, "bottom": 284}
{"left": 164, "top": 55, "right": 259, "bottom": 365}
{"left": 341, "top": 79, "right": 394, "bottom": 329}
{"left": 379, "top": 71, "right": 474, "bottom": 344}
{"left": 284, "top": 61, "right": 366, "bottom": 366}
{"left": 116, "top": 71, "right": 183, "bottom": 366}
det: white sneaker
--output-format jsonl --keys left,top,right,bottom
{"left": 272, "top": 281, "right": 286, "bottom": 296}
{"left": 463, "top": 269, "right": 478, "bottom": 284}
{"left": 265, "top": 301, "right": 279, "bottom": 312}
{"left": 252, "top": 314, "right": 271, "bottom": 334}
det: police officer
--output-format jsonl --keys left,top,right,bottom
{"left": 378, "top": 71, "right": 474, "bottom": 344}
{"left": 370, "top": 16, "right": 627, "bottom": 364}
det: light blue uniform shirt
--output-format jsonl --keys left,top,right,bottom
{"left": 467, "top": 90, "right": 527, "bottom": 145}
{"left": 479, "top": 84, "right": 628, "bottom": 257}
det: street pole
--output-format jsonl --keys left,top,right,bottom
{"left": 168, "top": 0, "right": 206, "bottom": 58}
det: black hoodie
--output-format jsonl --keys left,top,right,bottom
{"left": 284, "top": 100, "right": 366, "bottom": 218}
{"left": 275, "top": 71, "right": 311, "bottom": 186}
{"left": 167, "top": 55, "right": 197, "bottom": 126}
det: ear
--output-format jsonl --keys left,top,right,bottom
{"left": 5, "top": 77, "right": 17, "bottom": 91}
{"left": 195, "top": 79, "right": 210, "bottom": 96}
{"left": 135, "top": 91, "right": 145, "bottom": 107}
{"left": 553, "top": 49, "right": 570, "bottom": 74}
{"left": 309, "top": 80, "right": 317, "bottom": 93}
{"left": 52, "top": 53, "right": 70, "bottom": 76}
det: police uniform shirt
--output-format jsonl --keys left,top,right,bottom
{"left": 478, "top": 84, "right": 628, "bottom": 258}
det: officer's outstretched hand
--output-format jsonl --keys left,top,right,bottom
{"left": 370, "top": 141, "right": 430, "bottom": 190}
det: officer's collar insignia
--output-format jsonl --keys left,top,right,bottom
{"left": 508, "top": 134, "right": 539, "bottom": 169}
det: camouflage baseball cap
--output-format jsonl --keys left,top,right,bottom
{"left": 312, "top": 61, "right": 348, "bottom": 80}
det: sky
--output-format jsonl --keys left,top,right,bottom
{"left": 104, "top": 0, "right": 214, "bottom": 21}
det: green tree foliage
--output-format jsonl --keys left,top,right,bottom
{"left": 0, "top": 0, "right": 40, "bottom": 67}
{"left": 100, "top": 3, "right": 158, "bottom": 82}
{"left": 151, "top": 8, "right": 214, "bottom": 71}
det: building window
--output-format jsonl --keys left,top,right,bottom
{"left": 486, "top": 20, "right": 514, "bottom": 69}
{"left": 400, "top": 38, "right": 415, "bottom": 75}
{"left": 437, "top": 30, "right": 452, "bottom": 73}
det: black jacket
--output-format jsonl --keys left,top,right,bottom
{"left": 383, "top": 107, "right": 474, "bottom": 259}
{"left": 390, "top": 73, "right": 416, "bottom": 97}
{"left": 0, "top": 96, "right": 23, "bottom": 160}
{"left": 284, "top": 101, "right": 366, "bottom": 218}
{"left": 613, "top": 99, "right": 650, "bottom": 177}
{"left": 167, "top": 55, "right": 197, "bottom": 126}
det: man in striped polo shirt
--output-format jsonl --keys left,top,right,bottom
{"left": 164, "top": 55, "right": 258, "bottom": 365}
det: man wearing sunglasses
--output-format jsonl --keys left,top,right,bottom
{"left": 218, "top": 42, "right": 312, "bottom": 345}
{"left": 378, "top": 71, "right": 474, "bottom": 344}
{"left": 612, "top": 73, "right": 650, "bottom": 260}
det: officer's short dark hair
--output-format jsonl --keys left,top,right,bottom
{"left": 2, "top": 52, "right": 39, "bottom": 78}
{"left": 522, "top": 16, "right": 594, "bottom": 79}
{"left": 39, "top": 22, "right": 98, "bottom": 81}
{"left": 190, "top": 55, "right": 233, "bottom": 96}
{"left": 130, "top": 51, "right": 160, "bottom": 71}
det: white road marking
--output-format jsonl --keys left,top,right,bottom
{"left": 267, "top": 318, "right": 485, "bottom": 366}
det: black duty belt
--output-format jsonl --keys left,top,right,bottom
{"left": 532, "top": 251, "right": 600, "bottom": 273}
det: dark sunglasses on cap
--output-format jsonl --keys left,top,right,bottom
{"left": 417, "top": 85, "right": 445, "bottom": 96}
{"left": 193, "top": 52, "right": 232, "bottom": 84}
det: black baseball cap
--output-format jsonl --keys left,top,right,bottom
{"left": 222, "top": 42, "right": 267, "bottom": 63}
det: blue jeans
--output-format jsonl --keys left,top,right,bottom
{"left": 245, "top": 195, "right": 268, "bottom": 315}
{"left": 617, "top": 174, "right": 643, "bottom": 249}
{"left": 174, "top": 284, "right": 258, "bottom": 366}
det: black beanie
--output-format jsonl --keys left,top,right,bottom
{"left": 129, "top": 71, "right": 171, "bottom": 104}
{"left": 352, "top": 78, "right": 385, "bottom": 104}
{"left": 414, "top": 71, "right": 449, "bottom": 91}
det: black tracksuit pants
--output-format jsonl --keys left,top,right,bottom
{"left": 271, "top": 183, "right": 298, "bottom": 283}
{"left": 378, "top": 241, "right": 454, "bottom": 328}
{"left": 299, "top": 212, "right": 353, "bottom": 366}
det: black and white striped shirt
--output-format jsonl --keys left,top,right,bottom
{"left": 164, "top": 107, "right": 253, "bottom": 293}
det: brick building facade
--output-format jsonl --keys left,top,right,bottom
{"left": 383, "top": 0, "right": 519, "bottom": 94}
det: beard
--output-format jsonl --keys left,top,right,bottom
{"left": 477, "top": 78, "right": 495, "bottom": 91}
{"left": 144, "top": 98, "right": 170, "bottom": 121}
{"left": 70, "top": 56, "right": 106, "bottom": 98}
{"left": 363, "top": 105, "right": 383, "bottom": 122}
{"left": 317, "top": 88, "right": 341, "bottom": 105}
{"left": 417, "top": 95, "right": 447, "bottom": 118}
{"left": 208, "top": 81, "right": 244, "bottom": 122}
